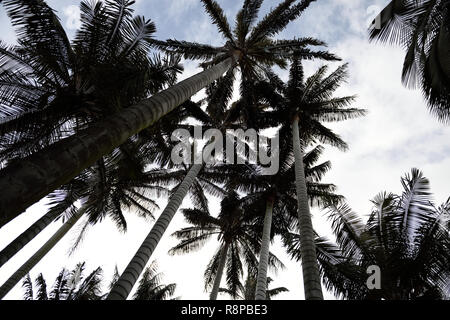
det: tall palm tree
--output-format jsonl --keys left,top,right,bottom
{"left": 21, "top": 262, "right": 103, "bottom": 300}
{"left": 220, "top": 274, "right": 289, "bottom": 300}
{"left": 0, "top": 132, "right": 177, "bottom": 268}
{"left": 285, "top": 169, "right": 450, "bottom": 300}
{"left": 0, "top": 138, "right": 172, "bottom": 298}
{"left": 169, "top": 192, "right": 283, "bottom": 300}
{"left": 106, "top": 84, "right": 248, "bottom": 300}
{"left": 0, "top": 0, "right": 338, "bottom": 227}
{"left": 0, "top": 0, "right": 188, "bottom": 226}
{"left": 253, "top": 59, "right": 365, "bottom": 299}
{"left": 107, "top": 40, "right": 305, "bottom": 299}
{"left": 369, "top": 0, "right": 450, "bottom": 122}
{"left": 213, "top": 142, "right": 342, "bottom": 300}
{"left": 0, "top": 206, "right": 87, "bottom": 299}
{"left": 0, "top": 0, "right": 196, "bottom": 267}
{"left": 249, "top": 145, "right": 341, "bottom": 300}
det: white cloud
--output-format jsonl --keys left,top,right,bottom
{"left": 63, "top": 5, "right": 81, "bottom": 30}
{"left": 167, "top": 0, "right": 198, "bottom": 19}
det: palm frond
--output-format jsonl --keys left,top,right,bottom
{"left": 200, "top": 0, "right": 234, "bottom": 42}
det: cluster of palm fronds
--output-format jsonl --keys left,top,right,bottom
{"left": 22, "top": 261, "right": 176, "bottom": 300}
{"left": 0, "top": 0, "right": 449, "bottom": 301}
{"left": 370, "top": 0, "right": 450, "bottom": 122}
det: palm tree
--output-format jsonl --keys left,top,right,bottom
{"left": 131, "top": 261, "right": 178, "bottom": 300}
{"left": 0, "top": 133, "right": 176, "bottom": 268}
{"left": 106, "top": 88, "right": 246, "bottom": 299}
{"left": 285, "top": 169, "right": 450, "bottom": 300}
{"left": 252, "top": 59, "right": 365, "bottom": 299}
{"left": 107, "top": 45, "right": 301, "bottom": 299}
{"left": 0, "top": 0, "right": 187, "bottom": 227}
{"left": 0, "top": 206, "right": 87, "bottom": 299}
{"left": 169, "top": 192, "right": 283, "bottom": 300}
{"left": 220, "top": 274, "right": 289, "bottom": 300}
{"left": 0, "top": 0, "right": 338, "bottom": 227}
{"left": 0, "top": 0, "right": 199, "bottom": 267}
{"left": 21, "top": 262, "right": 103, "bottom": 300}
{"left": 213, "top": 142, "right": 342, "bottom": 300}
{"left": 369, "top": 1, "right": 450, "bottom": 122}
{"left": 0, "top": 138, "right": 173, "bottom": 298}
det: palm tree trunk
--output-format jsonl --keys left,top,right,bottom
{"left": 0, "top": 58, "right": 233, "bottom": 229}
{"left": 209, "top": 242, "right": 230, "bottom": 300}
{"left": 0, "top": 210, "right": 60, "bottom": 268}
{"left": 107, "top": 164, "right": 203, "bottom": 300}
{"left": 292, "top": 117, "right": 324, "bottom": 300}
{"left": 255, "top": 198, "right": 274, "bottom": 300}
{"left": 0, "top": 208, "right": 84, "bottom": 299}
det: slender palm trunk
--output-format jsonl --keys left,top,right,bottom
{"left": 292, "top": 117, "right": 323, "bottom": 300}
{"left": 107, "top": 164, "right": 203, "bottom": 300}
{"left": 0, "top": 58, "right": 233, "bottom": 229}
{"left": 255, "top": 198, "right": 274, "bottom": 300}
{"left": 0, "top": 208, "right": 84, "bottom": 299}
{"left": 209, "top": 242, "right": 230, "bottom": 300}
{"left": 0, "top": 210, "right": 60, "bottom": 268}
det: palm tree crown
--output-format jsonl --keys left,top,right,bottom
{"left": 170, "top": 191, "right": 284, "bottom": 299}
{"left": 22, "top": 262, "right": 103, "bottom": 300}
{"left": 369, "top": 0, "right": 450, "bottom": 122}
{"left": 286, "top": 169, "right": 450, "bottom": 300}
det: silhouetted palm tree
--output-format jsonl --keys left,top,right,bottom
{"left": 169, "top": 192, "right": 283, "bottom": 300}
{"left": 0, "top": 138, "right": 171, "bottom": 298}
{"left": 253, "top": 58, "right": 365, "bottom": 299}
{"left": 0, "top": 101, "right": 199, "bottom": 266}
{"left": 370, "top": 0, "right": 450, "bottom": 122}
{"left": 0, "top": 0, "right": 184, "bottom": 226}
{"left": 0, "top": 0, "right": 338, "bottom": 222}
{"left": 285, "top": 169, "right": 450, "bottom": 300}
{"left": 21, "top": 262, "right": 103, "bottom": 300}
{"left": 106, "top": 86, "right": 252, "bottom": 299}
{"left": 212, "top": 142, "right": 342, "bottom": 299}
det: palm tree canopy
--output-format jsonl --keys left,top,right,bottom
{"left": 152, "top": 0, "right": 340, "bottom": 128}
{"left": 0, "top": 0, "right": 183, "bottom": 163}
{"left": 254, "top": 58, "right": 367, "bottom": 150}
{"left": 131, "top": 261, "right": 177, "bottom": 300}
{"left": 205, "top": 143, "right": 344, "bottom": 239}
{"left": 369, "top": 0, "right": 450, "bottom": 122}
{"left": 285, "top": 168, "right": 450, "bottom": 300}
{"left": 154, "top": 0, "right": 339, "bottom": 73}
{"left": 170, "top": 191, "right": 284, "bottom": 299}
{"left": 22, "top": 262, "right": 103, "bottom": 300}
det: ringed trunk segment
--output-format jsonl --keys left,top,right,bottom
{"left": 0, "top": 210, "right": 60, "bottom": 268}
{"left": 255, "top": 198, "right": 275, "bottom": 300}
{"left": 107, "top": 164, "right": 203, "bottom": 300}
{"left": 0, "top": 208, "right": 85, "bottom": 299}
{"left": 0, "top": 58, "right": 233, "bottom": 229}
{"left": 209, "top": 242, "right": 230, "bottom": 300}
{"left": 292, "top": 118, "right": 324, "bottom": 301}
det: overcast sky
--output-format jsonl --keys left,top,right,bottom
{"left": 1, "top": 0, "right": 449, "bottom": 300}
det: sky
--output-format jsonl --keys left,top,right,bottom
{"left": 1, "top": 0, "right": 450, "bottom": 300}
